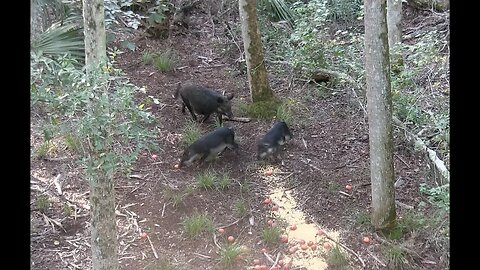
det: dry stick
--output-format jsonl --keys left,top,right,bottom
{"left": 366, "top": 245, "right": 387, "bottom": 267}
{"left": 146, "top": 235, "right": 158, "bottom": 259}
{"left": 53, "top": 174, "right": 63, "bottom": 195}
{"left": 267, "top": 252, "right": 281, "bottom": 269}
{"left": 130, "top": 181, "right": 147, "bottom": 194}
{"left": 161, "top": 203, "right": 166, "bottom": 217}
{"left": 394, "top": 153, "right": 411, "bottom": 168}
{"left": 193, "top": 252, "right": 211, "bottom": 259}
{"left": 212, "top": 232, "right": 221, "bottom": 250}
{"left": 216, "top": 216, "right": 247, "bottom": 229}
{"left": 312, "top": 220, "right": 366, "bottom": 268}
{"left": 223, "top": 116, "right": 251, "bottom": 123}
{"left": 393, "top": 116, "right": 449, "bottom": 183}
{"left": 338, "top": 191, "right": 352, "bottom": 197}
{"left": 262, "top": 251, "right": 276, "bottom": 264}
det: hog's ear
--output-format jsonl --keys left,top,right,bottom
{"left": 226, "top": 93, "right": 234, "bottom": 100}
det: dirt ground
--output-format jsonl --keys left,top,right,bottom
{"left": 30, "top": 4, "right": 449, "bottom": 270}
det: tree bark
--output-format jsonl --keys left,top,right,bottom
{"left": 387, "top": 0, "right": 402, "bottom": 69}
{"left": 364, "top": 0, "right": 397, "bottom": 230}
{"left": 82, "top": 0, "right": 107, "bottom": 73}
{"left": 239, "top": 0, "right": 273, "bottom": 102}
{"left": 89, "top": 169, "right": 119, "bottom": 270}
{"left": 82, "top": 0, "right": 118, "bottom": 269}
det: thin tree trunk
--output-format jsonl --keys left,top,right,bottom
{"left": 88, "top": 169, "right": 119, "bottom": 270}
{"left": 364, "top": 0, "right": 397, "bottom": 230}
{"left": 387, "top": 0, "right": 403, "bottom": 69}
{"left": 83, "top": 0, "right": 107, "bottom": 72}
{"left": 82, "top": 0, "right": 118, "bottom": 269}
{"left": 239, "top": 0, "right": 273, "bottom": 102}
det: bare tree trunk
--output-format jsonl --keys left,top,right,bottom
{"left": 387, "top": 0, "right": 402, "bottom": 68}
{"left": 82, "top": 0, "right": 118, "bottom": 269}
{"left": 31, "top": 0, "right": 43, "bottom": 43}
{"left": 239, "top": 0, "right": 273, "bottom": 102}
{"left": 83, "top": 0, "right": 107, "bottom": 72}
{"left": 364, "top": 0, "right": 397, "bottom": 230}
{"left": 407, "top": 0, "right": 449, "bottom": 11}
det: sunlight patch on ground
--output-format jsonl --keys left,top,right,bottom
{"left": 259, "top": 165, "right": 342, "bottom": 270}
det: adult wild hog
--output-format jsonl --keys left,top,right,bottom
{"left": 173, "top": 83, "right": 234, "bottom": 125}
{"left": 257, "top": 121, "right": 293, "bottom": 160}
{"left": 178, "top": 127, "right": 238, "bottom": 167}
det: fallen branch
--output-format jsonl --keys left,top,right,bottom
{"left": 52, "top": 174, "right": 62, "bottom": 195}
{"left": 222, "top": 116, "right": 251, "bottom": 123}
{"left": 216, "top": 216, "right": 247, "bottom": 229}
{"left": 146, "top": 235, "right": 158, "bottom": 259}
{"left": 393, "top": 116, "right": 449, "bottom": 183}
{"left": 265, "top": 59, "right": 362, "bottom": 89}
{"left": 395, "top": 200, "right": 414, "bottom": 209}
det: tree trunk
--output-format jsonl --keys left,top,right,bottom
{"left": 364, "top": 0, "right": 397, "bottom": 230}
{"left": 82, "top": 0, "right": 118, "bottom": 269}
{"left": 239, "top": 0, "right": 273, "bottom": 102}
{"left": 407, "top": 0, "right": 449, "bottom": 12}
{"left": 89, "top": 169, "right": 119, "bottom": 270}
{"left": 30, "top": 0, "right": 43, "bottom": 43}
{"left": 387, "top": 0, "right": 402, "bottom": 69}
{"left": 83, "top": 0, "right": 107, "bottom": 72}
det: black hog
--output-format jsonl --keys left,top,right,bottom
{"left": 257, "top": 121, "right": 293, "bottom": 160}
{"left": 173, "top": 83, "right": 234, "bottom": 126}
{"left": 178, "top": 127, "right": 238, "bottom": 167}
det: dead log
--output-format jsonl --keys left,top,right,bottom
{"left": 393, "top": 116, "right": 449, "bottom": 184}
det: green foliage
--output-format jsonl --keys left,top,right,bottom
{"left": 31, "top": 21, "right": 85, "bottom": 60}
{"left": 63, "top": 203, "right": 74, "bottom": 216}
{"left": 218, "top": 174, "right": 232, "bottom": 191}
{"left": 419, "top": 183, "right": 450, "bottom": 211}
{"left": 259, "top": 0, "right": 297, "bottom": 28}
{"left": 196, "top": 171, "right": 217, "bottom": 190}
{"left": 327, "top": 181, "right": 341, "bottom": 193}
{"left": 261, "top": 226, "right": 282, "bottom": 246}
{"left": 31, "top": 52, "right": 158, "bottom": 182}
{"left": 151, "top": 49, "right": 178, "bottom": 72}
{"left": 35, "top": 141, "right": 55, "bottom": 158}
{"left": 245, "top": 99, "right": 283, "bottom": 119}
{"left": 391, "top": 30, "right": 450, "bottom": 159}
{"left": 326, "top": 0, "right": 363, "bottom": 23}
{"left": 326, "top": 244, "right": 349, "bottom": 268}
{"left": 142, "top": 50, "right": 156, "bottom": 65}
{"left": 218, "top": 243, "right": 246, "bottom": 268}
{"left": 163, "top": 187, "right": 191, "bottom": 208}
{"left": 63, "top": 133, "right": 81, "bottom": 154}
{"left": 383, "top": 245, "right": 408, "bottom": 270}
{"left": 233, "top": 199, "right": 249, "bottom": 218}
{"left": 181, "top": 120, "right": 202, "bottom": 146}
{"left": 36, "top": 195, "right": 50, "bottom": 211}
{"left": 181, "top": 213, "right": 214, "bottom": 239}
{"left": 354, "top": 210, "right": 371, "bottom": 228}
{"left": 276, "top": 98, "right": 296, "bottom": 126}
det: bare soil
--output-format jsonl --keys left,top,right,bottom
{"left": 30, "top": 4, "right": 449, "bottom": 270}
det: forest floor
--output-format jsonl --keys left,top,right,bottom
{"left": 30, "top": 3, "right": 449, "bottom": 270}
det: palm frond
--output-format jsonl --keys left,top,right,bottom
{"left": 268, "top": 0, "right": 296, "bottom": 28}
{"left": 31, "top": 20, "right": 85, "bottom": 60}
